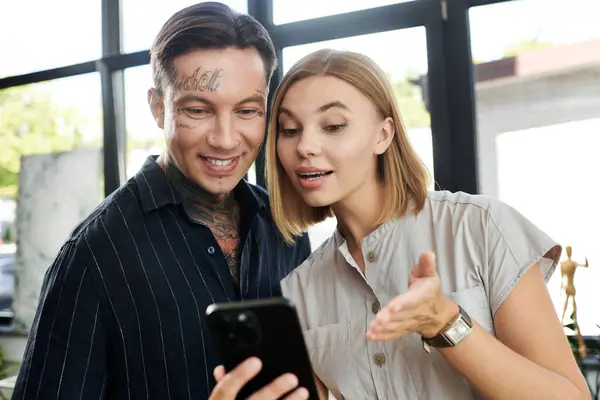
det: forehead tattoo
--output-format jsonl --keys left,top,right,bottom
{"left": 168, "top": 65, "right": 225, "bottom": 93}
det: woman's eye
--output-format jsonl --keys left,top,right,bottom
{"left": 279, "top": 128, "right": 301, "bottom": 136}
{"left": 324, "top": 124, "right": 347, "bottom": 133}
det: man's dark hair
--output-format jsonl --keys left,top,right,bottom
{"left": 150, "top": 2, "right": 277, "bottom": 95}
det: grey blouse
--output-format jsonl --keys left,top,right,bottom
{"left": 281, "top": 190, "right": 560, "bottom": 400}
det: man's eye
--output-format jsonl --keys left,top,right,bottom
{"left": 236, "top": 108, "right": 263, "bottom": 119}
{"left": 178, "top": 108, "right": 211, "bottom": 118}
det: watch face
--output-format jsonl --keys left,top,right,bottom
{"left": 445, "top": 318, "right": 472, "bottom": 344}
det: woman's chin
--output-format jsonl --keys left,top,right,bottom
{"left": 300, "top": 193, "right": 334, "bottom": 208}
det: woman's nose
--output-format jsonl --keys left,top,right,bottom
{"left": 296, "top": 130, "right": 321, "bottom": 158}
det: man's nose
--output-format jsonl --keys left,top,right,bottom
{"left": 209, "top": 115, "right": 240, "bottom": 150}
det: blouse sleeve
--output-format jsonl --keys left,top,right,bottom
{"left": 484, "top": 198, "right": 562, "bottom": 316}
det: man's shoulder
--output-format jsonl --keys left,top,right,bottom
{"left": 244, "top": 181, "right": 270, "bottom": 208}
{"left": 242, "top": 182, "right": 279, "bottom": 237}
{"left": 68, "top": 177, "right": 143, "bottom": 244}
{"left": 242, "top": 182, "right": 312, "bottom": 263}
{"left": 38, "top": 180, "right": 142, "bottom": 291}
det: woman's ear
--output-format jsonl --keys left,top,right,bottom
{"left": 148, "top": 88, "right": 165, "bottom": 129}
{"left": 374, "top": 117, "right": 395, "bottom": 155}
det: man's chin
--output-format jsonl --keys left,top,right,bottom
{"left": 196, "top": 175, "right": 240, "bottom": 196}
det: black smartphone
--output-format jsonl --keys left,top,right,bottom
{"left": 205, "top": 297, "right": 319, "bottom": 399}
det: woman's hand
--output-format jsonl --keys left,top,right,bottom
{"left": 366, "top": 251, "right": 459, "bottom": 341}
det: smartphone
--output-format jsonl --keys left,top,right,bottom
{"left": 205, "top": 297, "right": 319, "bottom": 399}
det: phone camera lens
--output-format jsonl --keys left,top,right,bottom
{"left": 229, "top": 311, "right": 261, "bottom": 348}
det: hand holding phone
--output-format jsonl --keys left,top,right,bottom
{"left": 205, "top": 298, "right": 319, "bottom": 399}
{"left": 209, "top": 357, "right": 309, "bottom": 400}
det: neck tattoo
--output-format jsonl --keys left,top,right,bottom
{"left": 162, "top": 154, "right": 242, "bottom": 287}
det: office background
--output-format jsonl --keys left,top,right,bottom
{"left": 0, "top": 0, "right": 599, "bottom": 395}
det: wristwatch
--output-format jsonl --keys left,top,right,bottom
{"left": 422, "top": 305, "right": 472, "bottom": 353}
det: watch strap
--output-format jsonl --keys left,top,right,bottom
{"left": 422, "top": 305, "right": 472, "bottom": 351}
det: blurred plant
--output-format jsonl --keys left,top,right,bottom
{"left": 564, "top": 313, "right": 600, "bottom": 398}
{"left": 503, "top": 37, "right": 554, "bottom": 58}
{"left": 0, "top": 347, "right": 19, "bottom": 379}
{"left": 0, "top": 84, "right": 89, "bottom": 198}
{"left": 564, "top": 311, "right": 599, "bottom": 362}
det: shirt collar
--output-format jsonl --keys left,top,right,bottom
{"left": 134, "top": 155, "right": 266, "bottom": 214}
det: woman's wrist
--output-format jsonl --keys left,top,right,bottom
{"left": 421, "top": 297, "right": 460, "bottom": 338}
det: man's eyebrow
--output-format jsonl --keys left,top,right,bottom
{"left": 173, "top": 94, "right": 214, "bottom": 106}
{"left": 173, "top": 93, "right": 266, "bottom": 107}
{"left": 317, "top": 101, "right": 350, "bottom": 113}
{"left": 236, "top": 93, "right": 266, "bottom": 106}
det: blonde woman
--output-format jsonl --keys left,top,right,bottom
{"left": 264, "top": 49, "right": 590, "bottom": 399}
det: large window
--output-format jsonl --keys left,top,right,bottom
{"left": 0, "top": 73, "right": 103, "bottom": 323}
{"left": 273, "top": 0, "right": 414, "bottom": 25}
{"left": 123, "top": 65, "right": 165, "bottom": 179}
{"left": 0, "top": 0, "right": 101, "bottom": 78}
{"left": 470, "top": 0, "right": 600, "bottom": 336}
{"left": 121, "top": 0, "right": 248, "bottom": 53}
{"left": 282, "top": 27, "right": 433, "bottom": 250}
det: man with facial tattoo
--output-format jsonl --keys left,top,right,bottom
{"left": 12, "top": 3, "right": 312, "bottom": 400}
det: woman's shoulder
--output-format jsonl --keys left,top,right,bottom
{"left": 422, "top": 190, "right": 556, "bottom": 251}
{"left": 422, "top": 190, "right": 533, "bottom": 230}
{"left": 423, "top": 190, "right": 548, "bottom": 236}
{"left": 280, "top": 234, "right": 339, "bottom": 290}
{"left": 422, "top": 190, "right": 560, "bottom": 315}
{"left": 425, "top": 190, "right": 504, "bottom": 214}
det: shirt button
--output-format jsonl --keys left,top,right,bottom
{"left": 371, "top": 301, "right": 381, "bottom": 314}
{"left": 207, "top": 246, "right": 215, "bottom": 255}
{"left": 373, "top": 352, "right": 386, "bottom": 367}
{"left": 367, "top": 251, "right": 377, "bottom": 262}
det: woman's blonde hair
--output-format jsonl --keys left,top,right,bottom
{"left": 266, "top": 49, "right": 430, "bottom": 244}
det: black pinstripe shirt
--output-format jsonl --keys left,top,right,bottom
{"left": 12, "top": 156, "right": 311, "bottom": 400}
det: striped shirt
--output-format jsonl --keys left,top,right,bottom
{"left": 12, "top": 155, "right": 311, "bottom": 400}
